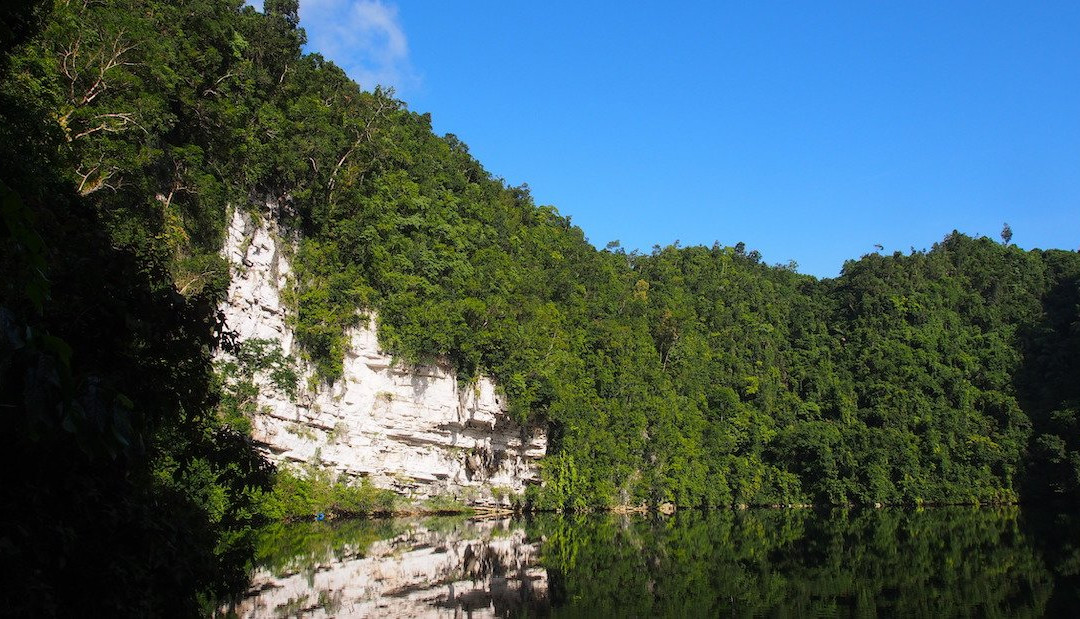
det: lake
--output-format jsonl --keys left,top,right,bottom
{"left": 218, "top": 507, "right": 1079, "bottom": 617}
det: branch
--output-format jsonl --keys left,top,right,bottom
{"left": 71, "top": 111, "right": 137, "bottom": 140}
{"left": 78, "top": 33, "right": 137, "bottom": 107}
{"left": 58, "top": 28, "right": 137, "bottom": 112}
{"left": 327, "top": 96, "right": 392, "bottom": 203}
{"left": 202, "top": 71, "right": 235, "bottom": 97}
{"left": 76, "top": 162, "right": 122, "bottom": 196}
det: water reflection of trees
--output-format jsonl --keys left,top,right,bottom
{"left": 253, "top": 519, "right": 404, "bottom": 577}
{"left": 229, "top": 509, "right": 1077, "bottom": 617}
{"left": 532, "top": 508, "right": 1073, "bottom": 617}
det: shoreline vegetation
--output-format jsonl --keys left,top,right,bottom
{"left": 285, "top": 499, "right": 1032, "bottom": 523}
{"left": 2, "top": 0, "right": 1079, "bottom": 615}
{"left": 265, "top": 454, "right": 1033, "bottom": 523}
{"left": 272, "top": 465, "right": 1031, "bottom": 524}
{"left": 284, "top": 503, "right": 1011, "bottom": 524}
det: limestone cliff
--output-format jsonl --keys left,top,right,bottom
{"left": 219, "top": 208, "right": 547, "bottom": 504}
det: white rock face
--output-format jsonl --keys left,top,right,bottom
{"left": 219, "top": 209, "right": 547, "bottom": 504}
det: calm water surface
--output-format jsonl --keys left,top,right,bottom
{"left": 220, "top": 508, "right": 1080, "bottom": 617}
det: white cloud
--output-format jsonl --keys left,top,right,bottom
{"left": 300, "top": 0, "right": 419, "bottom": 94}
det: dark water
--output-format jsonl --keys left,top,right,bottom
{"left": 221, "top": 508, "right": 1080, "bottom": 617}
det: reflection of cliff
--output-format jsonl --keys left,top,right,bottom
{"left": 228, "top": 519, "right": 548, "bottom": 618}
{"left": 220, "top": 209, "right": 546, "bottom": 504}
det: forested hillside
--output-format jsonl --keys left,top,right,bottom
{"left": 2, "top": 0, "right": 1078, "bottom": 613}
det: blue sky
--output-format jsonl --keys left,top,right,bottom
{"left": 292, "top": 1, "right": 1080, "bottom": 278}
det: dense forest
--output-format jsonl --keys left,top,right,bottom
{"left": 1, "top": 0, "right": 1078, "bottom": 614}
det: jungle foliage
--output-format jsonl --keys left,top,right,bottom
{"left": 2, "top": 0, "right": 1079, "bottom": 614}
